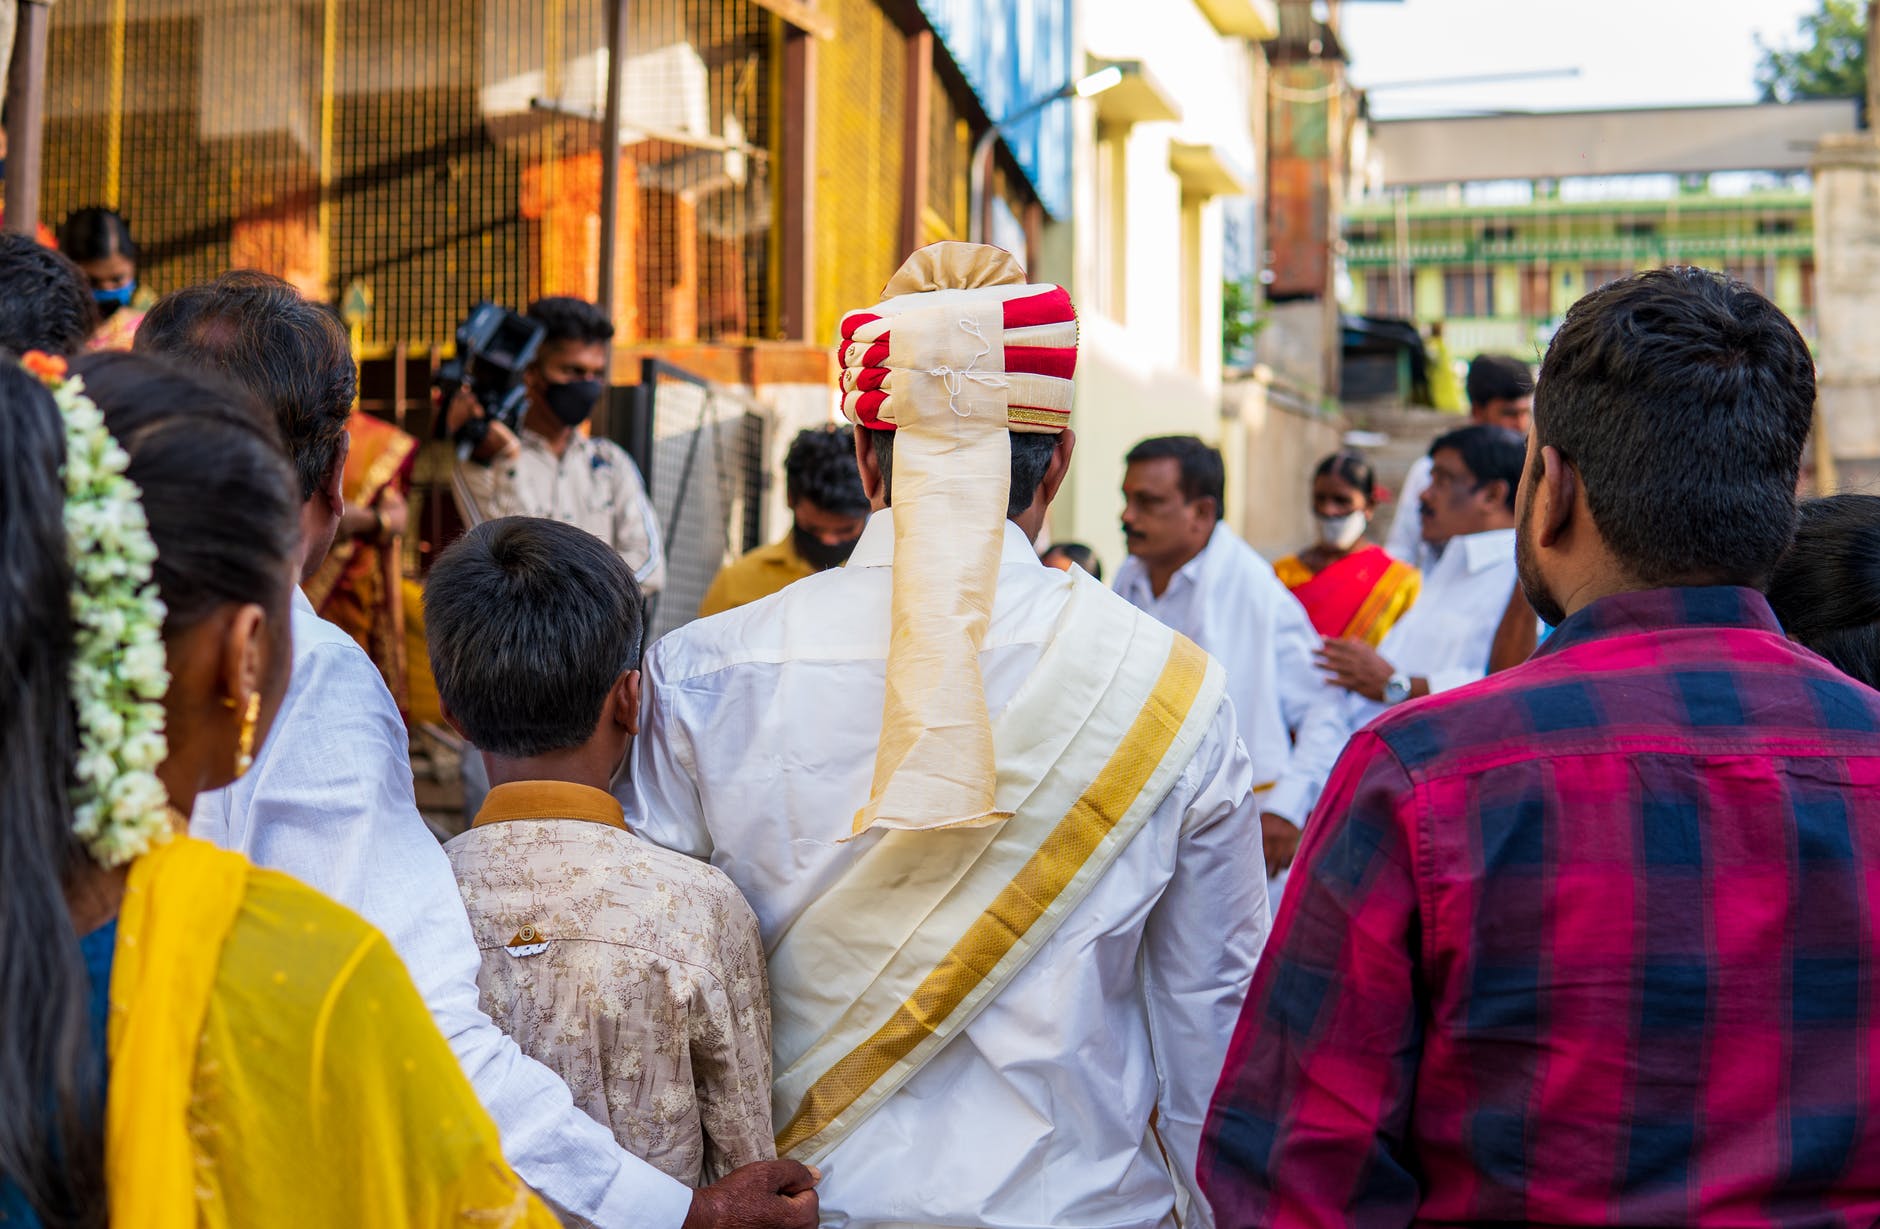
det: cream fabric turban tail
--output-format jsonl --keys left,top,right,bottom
{"left": 843, "top": 244, "right": 1074, "bottom": 837}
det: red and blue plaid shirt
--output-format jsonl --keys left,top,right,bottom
{"left": 1200, "top": 586, "right": 1880, "bottom": 1227}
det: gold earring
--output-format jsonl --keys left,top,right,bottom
{"left": 234, "top": 692, "right": 261, "bottom": 778}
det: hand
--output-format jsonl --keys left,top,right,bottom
{"left": 482, "top": 419, "right": 521, "bottom": 459}
{"left": 374, "top": 487, "right": 408, "bottom": 540}
{"left": 1261, "top": 812, "right": 1302, "bottom": 879}
{"left": 442, "top": 385, "right": 483, "bottom": 436}
{"left": 1315, "top": 637, "right": 1394, "bottom": 702}
{"left": 683, "top": 1160, "right": 820, "bottom": 1229}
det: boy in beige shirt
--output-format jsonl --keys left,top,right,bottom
{"left": 429, "top": 515, "right": 773, "bottom": 1184}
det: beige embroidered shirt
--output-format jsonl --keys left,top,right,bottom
{"left": 444, "top": 781, "right": 773, "bottom": 1185}
{"left": 452, "top": 428, "right": 666, "bottom": 594}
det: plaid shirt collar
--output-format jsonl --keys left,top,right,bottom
{"left": 1535, "top": 584, "right": 1783, "bottom": 660}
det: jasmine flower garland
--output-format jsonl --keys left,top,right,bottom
{"left": 25, "top": 351, "right": 174, "bottom": 867}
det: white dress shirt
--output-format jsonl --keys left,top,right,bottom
{"left": 633, "top": 511, "right": 1268, "bottom": 1229}
{"left": 1265, "top": 526, "right": 1518, "bottom": 827}
{"left": 192, "top": 588, "right": 693, "bottom": 1229}
{"left": 1112, "top": 522, "right": 1326, "bottom": 792}
{"left": 1383, "top": 453, "right": 1435, "bottom": 566}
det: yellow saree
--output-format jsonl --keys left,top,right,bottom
{"left": 106, "top": 836, "right": 556, "bottom": 1227}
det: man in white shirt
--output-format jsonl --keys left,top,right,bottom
{"left": 1266, "top": 424, "right": 1526, "bottom": 837}
{"left": 1111, "top": 435, "right": 1326, "bottom": 897}
{"left": 139, "top": 273, "right": 818, "bottom": 1229}
{"left": 634, "top": 243, "right": 1267, "bottom": 1229}
{"left": 1384, "top": 354, "right": 1534, "bottom": 565}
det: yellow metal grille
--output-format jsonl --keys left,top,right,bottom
{"left": 813, "top": 0, "right": 904, "bottom": 344}
{"left": 925, "top": 58, "right": 971, "bottom": 244}
{"left": 40, "top": 0, "right": 775, "bottom": 352}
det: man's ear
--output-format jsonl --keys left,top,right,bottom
{"left": 854, "top": 428, "right": 887, "bottom": 508}
{"left": 1037, "top": 429, "right": 1075, "bottom": 508}
{"left": 322, "top": 432, "right": 349, "bottom": 518}
{"left": 1536, "top": 446, "right": 1577, "bottom": 549}
{"left": 439, "top": 699, "right": 471, "bottom": 745}
{"left": 614, "top": 669, "right": 642, "bottom": 738}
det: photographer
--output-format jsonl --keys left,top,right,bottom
{"left": 448, "top": 296, "right": 665, "bottom": 594}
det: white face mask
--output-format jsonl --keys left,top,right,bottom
{"left": 1316, "top": 510, "right": 1368, "bottom": 551}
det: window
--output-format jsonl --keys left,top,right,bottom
{"left": 1443, "top": 268, "right": 1495, "bottom": 318}
{"left": 1579, "top": 264, "right": 1634, "bottom": 294}
{"left": 1362, "top": 269, "right": 1408, "bottom": 318}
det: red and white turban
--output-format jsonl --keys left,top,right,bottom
{"left": 836, "top": 247, "right": 1077, "bottom": 435}
{"left": 837, "top": 243, "right": 1082, "bottom": 839}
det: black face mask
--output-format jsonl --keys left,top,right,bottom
{"left": 543, "top": 378, "right": 605, "bottom": 427}
{"left": 793, "top": 521, "right": 861, "bottom": 570}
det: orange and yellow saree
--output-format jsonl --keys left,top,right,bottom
{"left": 1274, "top": 544, "right": 1420, "bottom": 647}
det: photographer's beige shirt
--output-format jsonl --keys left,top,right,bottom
{"left": 454, "top": 427, "right": 667, "bottom": 594}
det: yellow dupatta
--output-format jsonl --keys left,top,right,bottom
{"left": 105, "top": 835, "right": 245, "bottom": 1224}
{"left": 105, "top": 835, "right": 555, "bottom": 1227}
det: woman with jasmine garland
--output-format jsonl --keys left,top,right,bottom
{"left": 0, "top": 351, "right": 556, "bottom": 1227}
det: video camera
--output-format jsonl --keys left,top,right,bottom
{"left": 433, "top": 302, "right": 547, "bottom": 457}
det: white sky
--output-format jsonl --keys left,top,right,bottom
{"left": 1342, "top": 0, "right": 1825, "bottom": 119}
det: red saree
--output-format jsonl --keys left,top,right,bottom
{"left": 1274, "top": 545, "right": 1420, "bottom": 647}
{"left": 305, "top": 412, "right": 418, "bottom": 714}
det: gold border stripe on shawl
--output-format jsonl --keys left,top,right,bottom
{"left": 1344, "top": 558, "right": 1418, "bottom": 645}
{"left": 775, "top": 635, "right": 1209, "bottom": 1155}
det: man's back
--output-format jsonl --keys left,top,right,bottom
{"left": 636, "top": 511, "right": 1266, "bottom": 1229}
{"left": 1202, "top": 587, "right": 1880, "bottom": 1226}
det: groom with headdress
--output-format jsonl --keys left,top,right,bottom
{"left": 633, "top": 243, "right": 1267, "bottom": 1229}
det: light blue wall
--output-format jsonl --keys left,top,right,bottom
{"left": 916, "top": 0, "right": 1074, "bottom": 218}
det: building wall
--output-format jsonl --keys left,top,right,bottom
{"left": 1052, "top": 0, "right": 1265, "bottom": 572}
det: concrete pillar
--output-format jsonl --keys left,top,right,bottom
{"left": 1810, "top": 135, "right": 1880, "bottom": 490}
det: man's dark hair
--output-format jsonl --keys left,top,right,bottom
{"left": 786, "top": 425, "right": 869, "bottom": 516}
{"left": 1126, "top": 436, "right": 1226, "bottom": 523}
{"left": 1766, "top": 494, "right": 1880, "bottom": 690}
{"left": 1533, "top": 266, "right": 1815, "bottom": 587}
{"left": 0, "top": 234, "right": 96, "bottom": 357}
{"left": 526, "top": 296, "right": 616, "bottom": 347}
{"left": 136, "top": 271, "right": 356, "bottom": 501}
{"left": 871, "top": 430, "right": 1059, "bottom": 520}
{"left": 1042, "top": 541, "right": 1102, "bottom": 581}
{"left": 427, "top": 517, "right": 645, "bottom": 758}
{"left": 1430, "top": 424, "right": 1525, "bottom": 512}
{"left": 1466, "top": 353, "right": 1535, "bottom": 408}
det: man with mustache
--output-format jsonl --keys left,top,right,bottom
{"left": 1112, "top": 435, "right": 1325, "bottom": 910}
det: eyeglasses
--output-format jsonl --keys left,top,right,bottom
{"left": 1424, "top": 465, "right": 1482, "bottom": 495}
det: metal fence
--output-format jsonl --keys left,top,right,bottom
{"left": 41, "top": 0, "right": 776, "bottom": 352}
{"left": 612, "top": 359, "right": 768, "bottom": 640}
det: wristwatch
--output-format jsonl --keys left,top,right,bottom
{"left": 1383, "top": 672, "right": 1412, "bottom": 705}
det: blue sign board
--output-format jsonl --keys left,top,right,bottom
{"left": 915, "top": 0, "right": 1074, "bottom": 219}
